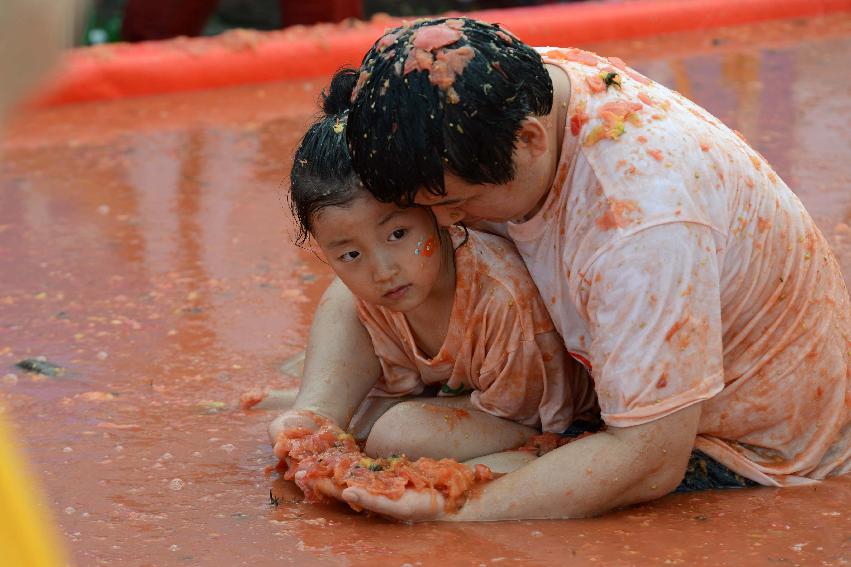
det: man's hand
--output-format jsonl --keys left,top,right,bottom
{"left": 294, "top": 471, "right": 346, "bottom": 502}
{"left": 341, "top": 486, "right": 447, "bottom": 522}
{"left": 296, "top": 472, "right": 449, "bottom": 522}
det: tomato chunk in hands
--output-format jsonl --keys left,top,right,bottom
{"left": 274, "top": 419, "right": 495, "bottom": 518}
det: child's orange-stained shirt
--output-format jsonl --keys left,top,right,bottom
{"left": 355, "top": 227, "right": 598, "bottom": 433}
{"left": 497, "top": 47, "right": 850, "bottom": 486}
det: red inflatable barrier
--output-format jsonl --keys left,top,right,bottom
{"left": 31, "top": 0, "right": 851, "bottom": 107}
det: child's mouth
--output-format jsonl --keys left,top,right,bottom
{"left": 383, "top": 284, "right": 411, "bottom": 299}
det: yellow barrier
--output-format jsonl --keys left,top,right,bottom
{"left": 0, "top": 416, "right": 65, "bottom": 567}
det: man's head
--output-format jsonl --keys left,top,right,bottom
{"left": 344, "top": 17, "right": 554, "bottom": 221}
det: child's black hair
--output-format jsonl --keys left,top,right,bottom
{"left": 289, "top": 68, "right": 361, "bottom": 245}
{"left": 342, "top": 17, "right": 553, "bottom": 205}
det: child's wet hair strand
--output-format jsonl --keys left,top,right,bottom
{"left": 289, "top": 68, "right": 362, "bottom": 246}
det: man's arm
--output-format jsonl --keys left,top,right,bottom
{"left": 269, "top": 278, "right": 381, "bottom": 441}
{"left": 454, "top": 403, "right": 699, "bottom": 520}
{"left": 342, "top": 403, "right": 700, "bottom": 521}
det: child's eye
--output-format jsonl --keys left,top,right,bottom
{"left": 389, "top": 228, "right": 407, "bottom": 241}
{"left": 339, "top": 250, "right": 360, "bottom": 263}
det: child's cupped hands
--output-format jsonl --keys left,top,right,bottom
{"left": 271, "top": 409, "right": 482, "bottom": 523}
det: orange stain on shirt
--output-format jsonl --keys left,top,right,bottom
{"left": 585, "top": 74, "right": 606, "bottom": 93}
{"left": 646, "top": 149, "right": 664, "bottom": 161}
{"left": 595, "top": 198, "right": 642, "bottom": 230}
{"left": 584, "top": 101, "right": 643, "bottom": 146}
{"left": 665, "top": 315, "right": 690, "bottom": 342}
{"left": 607, "top": 55, "right": 651, "bottom": 85}
{"left": 638, "top": 91, "right": 655, "bottom": 106}
{"left": 600, "top": 100, "right": 643, "bottom": 118}
{"left": 545, "top": 48, "right": 600, "bottom": 66}
{"left": 570, "top": 101, "right": 589, "bottom": 135}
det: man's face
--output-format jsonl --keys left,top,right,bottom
{"left": 414, "top": 172, "right": 531, "bottom": 226}
{"left": 413, "top": 117, "right": 560, "bottom": 227}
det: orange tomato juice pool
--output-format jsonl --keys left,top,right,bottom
{"left": 2, "top": 14, "right": 850, "bottom": 567}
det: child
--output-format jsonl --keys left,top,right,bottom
{"left": 278, "top": 70, "right": 597, "bottom": 482}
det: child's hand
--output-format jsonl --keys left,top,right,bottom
{"left": 268, "top": 409, "right": 335, "bottom": 447}
{"left": 341, "top": 486, "right": 448, "bottom": 522}
{"left": 269, "top": 409, "right": 344, "bottom": 475}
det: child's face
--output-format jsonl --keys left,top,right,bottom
{"left": 311, "top": 195, "right": 444, "bottom": 313}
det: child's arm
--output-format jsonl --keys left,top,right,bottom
{"left": 340, "top": 403, "right": 700, "bottom": 521}
{"left": 268, "top": 278, "right": 381, "bottom": 442}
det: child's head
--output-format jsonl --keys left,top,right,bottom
{"left": 289, "top": 68, "right": 361, "bottom": 247}
{"left": 290, "top": 72, "right": 451, "bottom": 313}
{"left": 343, "top": 17, "right": 554, "bottom": 206}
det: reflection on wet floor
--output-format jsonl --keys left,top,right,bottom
{"left": 1, "top": 13, "right": 850, "bottom": 567}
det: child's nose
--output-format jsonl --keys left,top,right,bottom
{"left": 372, "top": 254, "right": 398, "bottom": 283}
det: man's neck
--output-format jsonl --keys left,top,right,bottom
{"left": 516, "top": 63, "right": 572, "bottom": 223}
{"left": 547, "top": 62, "right": 571, "bottom": 161}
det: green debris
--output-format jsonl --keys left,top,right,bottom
{"left": 15, "top": 358, "right": 64, "bottom": 377}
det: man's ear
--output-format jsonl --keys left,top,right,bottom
{"left": 516, "top": 117, "right": 549, "bottom": 159}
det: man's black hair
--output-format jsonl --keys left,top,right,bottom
{"left": 289, "top": 68, "right": 362, "bottom": 245}
{"left": 343, "top": 17, "right": 553, "bottom": 205}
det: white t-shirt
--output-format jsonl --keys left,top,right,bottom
{"left": 498, "top": 47, "right": 850, "bottom": 486}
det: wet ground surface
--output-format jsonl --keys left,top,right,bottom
{"left": 2, "top": 13, "right": 851, "bottom": 567}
